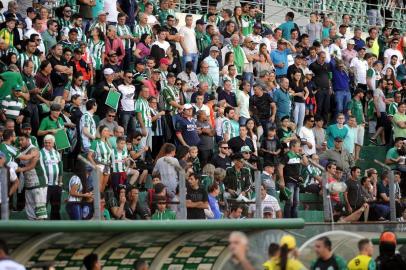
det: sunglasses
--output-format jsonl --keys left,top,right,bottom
{"left": 388, "top": 83, "right": 393, "bottom": 85}
{"left": 221, "top": 146, "right": 229, "bottom": 149}
{"left": 108, "top": 115, "right": 116, "bottom": 117}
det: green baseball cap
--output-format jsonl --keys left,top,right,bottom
{"left": 13, "top": 84, "right": 22, "bottom": 91}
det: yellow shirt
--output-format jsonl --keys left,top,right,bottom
{"left": 371, "top": 39, "right": 380, "bottom": 58}
{"left": 265, "top": 257, "right": 307, "bottom": 270}
{"left": 347, "top": 254, "right": 376, "bottom": 270}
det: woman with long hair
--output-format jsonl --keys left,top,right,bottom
{"left": 267, "top": 72, "right": 279, "bottom": 94}
{"left": 70, "top": 72, "right": 88, "bottom": 112}
{"left": 232, "top": 6, "right": 243, "bottom": 33}
{"left": 222, "top": 51, "right": 234, "bottom": 76}
{"left": 383, "top": 66, "right": 401, "bottom": 89}
{"left": 87, "top": 125, "right": 112, "bottom": 192}
{"left": 290, "top": 71, "right": 309, "bottom": 129}
{"left": 5, "top": 52, "right": 17, "bottom": 66}
{"left": 88, "top": 27, "right": 105, "bottom": 84}
{"left": 134, "top": 33, "right": 152, "bottom": 60}
{"left": 246, "top": 118, "right": 259, "bottom": 156}
{"left": 268, "top": 235, "right": 305, "bottom": 270}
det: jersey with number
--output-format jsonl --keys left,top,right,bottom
{"left": 111, "top": 148, "right": 129, "bottom": 173}
{"left": 40, "top": 148, "right": 62, "bottom": 186}
{"left": 135, "top": 97, "right": 152, "bottom": 128}
{"left": 90, "top": 139, "right": 112, "bottom": 165}
{"left": 88, "top": 39, "right": 105, "bottom": 70}
{"left": 347, "top": 254, "right": 376, "bottom": 270}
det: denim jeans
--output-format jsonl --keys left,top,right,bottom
{"left": 242, "top": 72, "right": 254, "bottom": 88}
{"left": 66, "top": 202, "right": 82, "bottom": 220}
{"left": 183, "top": 53, "right": 199, "bottom": 72}
{"left": 367, "top": 9, "right": 382, "bottom": 26}
{"left": 293, "top": 102, "right": 305, "bottom": 129}
{"left": 119, "top": 111, "right": 137, "bottom": 135}
{"left": 284, "top": 181, "right": 300, "bottom": 218}
{"left": 335, "top": 90, "right": 351, "bottom": 117}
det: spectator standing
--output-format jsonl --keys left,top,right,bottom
{"left": 320, "top": 137, "right": 354, "bottom": 175}
{"left": 179, "top": 15, "right": 199, "bottom": 72}
{"left": 186, "top": 173, "right": 208, "bottom": 219}
{"left": 271, "top": 39, "right": 296, "bottom": 79}
{"left": 348, "top": 89, "right": 366, "bottom": 161}
{"left": 176, "top": 103, "right": 200, "bottom": 147}
{"left": 298, "top": 115, "right": 316, "bottom": 157}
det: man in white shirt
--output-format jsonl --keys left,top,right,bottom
{"left": 329, "top": 35, "right": 342, "bottom": 60}
{"left": 145, "top": 2, "right": 159, "bottom": 25}
{"left": 384, "top": 38, "right": 403, "bottom": 67}
{"left": 104, "top": 0, "right": 118, "bottom": 24}
{"left": 298, "top": 115, "right": 316, "bottom": 156}
{"left": 24, "top": 17, "right": 45, "bottom": 53}
{"left": 247, "top": 23, "right": 262, "bottom": 51}
{"left": 179, "top": 14, "right": 199, "bottom": 72}
{"left": 118, "top": 70, "right": 136, "bottom": 135}
{"left": 249, "top": 184, "right": 282, "bottom": 218}
{"left": 203, "top": 46, "right": 220, "bottom": 87}
{"left": 350, "top": 48, "right": 368, "bottom": 89}
{"left": 24, "top": 7, "right": 36, "bottom": 31}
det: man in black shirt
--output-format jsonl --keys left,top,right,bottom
{"left": 287, "top": 55, "right": 304, "bottom": 80}
{"left": 249, "top": 84, "right": 276, "bottom": 132}
{"left": 210, "top": 141, "right": 232, "bottom": 170}
{"left": 310, "top": 237, "right": 347, "bottom": 269}
{"left": 228, "top": 125, "right": 255, "bottom": 154}
{"left": 309, "top": 51, "right": 332, "bottom": 124}
{"left": 186, "top": 173, "right": 209, "bottom": 219}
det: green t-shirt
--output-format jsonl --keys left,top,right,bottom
{"left": 0, "top": 71, "right": 24, "bottom": 100}
{"left": 392, "top": 113, "right": 406, "bottom": 139}
{"left": 326, "top": 124, "right": 349, "bottom": 149}
{"left": 386, "top": 147, "right": 399, "bottom": 169}
{"left": 348, "top": 98, "right": 364, "bottom": 124}
{"left": 151, "top": 209, "right": 176, "bottom": 220}
{"left": 367, "top": 99, "right": 376, "bottom": 120}
{"left": 38, "top": 116, "right": 65, "bottom": 131}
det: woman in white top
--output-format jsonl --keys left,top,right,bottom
{"left": 246, "top": 118, "right": 259, "bottom": 156}
{"left": 69, "top": 73, "right": 88, "bottom": 112}
{"left": 67, "top": 174, "right": 92, "bottom": 220}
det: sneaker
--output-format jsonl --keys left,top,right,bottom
{"left": 369, "top": 138, "right": 377, "bottom": 145}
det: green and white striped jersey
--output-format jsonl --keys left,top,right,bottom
{"left": 57, "top": 17, "right": 71, "bottom": 30}
{"left": 17, "top": 53, "right": 40, "bottom": 74}
{"left": 0, "top": 143, "right": 18, "bottom": 163}
{"left": 135, "top": 97, "right": 152, "bottom": 128}
{"left": 89, "top": 22, "right": 107, "bottom": 34}
{"left": 88, "top": 39, "right": 105, "bottom": 70}
{"left": 111, "top": 147, "right": 129, "bottom": 173}
{"left": 68, "top": 175, "right": 82, "bottom": 202}
{"left": 388, "top": 102, "right": 398, "bottom": 117}
{"left": 90, "top": 139, "right": 112, "bottom": 165}
{"left": 80, "top": 112, "right": 97, "bottom": 149}
{"left": 222, "top": 118, "right": 240, "bottom": 139}
{"left": 117, "top": 24, "right": 133, "bottom": 50}
{"left": 1, "top": 95, "right": 23, "bottom": 120}
{"left": 133, "top": 24, "right": 152, "bottom": 38}
{"left": 161, "top": 84, "right": 180, "bottom": 113}
{"left": 61, "top": 25, "right": 86, "bottom": 43}
{"left": 40, "top": 148, "right": 62, "bottom": 186}
{"left": 21, "top": 145, "right": 47, "bottom": 189}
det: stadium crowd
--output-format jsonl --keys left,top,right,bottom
{"left": 0, "top": 0, "right": 404, "bottom": 221}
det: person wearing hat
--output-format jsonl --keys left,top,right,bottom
{"left": 223, "top": 153, "right": 251, "bottom": 200}
{"left": 311, "top": 236, "right": 347, "bottom": 270}
{"left": 266, "top": 234, "right": 305, "bottom": 270}
{"left": 93, "top": 67, "right": 118, "bottom": 118}
{"left": 89, "top": 9, "right": 108, "bottom": 34}
{"left": 319, "top": 136, "right": 354, "bottom": 174}
{"left": 71, "top": 48, "right": 92, "bottom": 83}
{"left": 341, "top": 39, "right": 357, "bottom": 68}
{"left": 0, "top": 84, "right": 24, "bottom": 122}
{"left": 202, "top": 46, "right": 221, "bottom": 87}
{"left": 37, "top": 103, "right": 67, "bottom": 137}
{"left": 161, "top": 71, "right": 183, "bottom": 116}
{"left": 195, "top": 19, "right": 211, "bottom": 53}
{"left": 271, "top": 38, "right": 296, "bottom": 78}
{"left": 242, "top": 36, "right": 259, "bottom": 87}
{"left": 176, "top": 103, "right": 200, "bottom": 147}
{"left": 376, "top": 231, "right": 406, "bottom": 269}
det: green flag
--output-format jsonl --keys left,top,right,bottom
{"left": 54, "top": 128, "right": 71, "bottom": 150}
{"left": 105, "top": 90, "right": 121, "bottom": 111}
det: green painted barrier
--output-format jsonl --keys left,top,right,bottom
{"left": 0, "top": 219, "right": 304, "bottom": 233}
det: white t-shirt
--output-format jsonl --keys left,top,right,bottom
{"left": 298, "top": 126, "right": 316, "bottom": 156}
{"left": 179, "top": 26, "right": 198, "bottom": 54}
{"left": 236, "top": 90, "right": 250, "bottom": 119}
{"left": 193, "top": 104, "right": 210, "bottom": 117}
{"left": 384, "top": 48, "right": 403, "bottom": 66}
{"left": 350, "top": 57, "right": 368, "bottom": 84}
{"left": 118, "top": 84, "right": 136, "bottom": 112}
{"left": 147, "top": 14, "right": 159, "bottom": 25}
{"left": 329, "top": 43, "right": 342, "bottom": 60}
{"left": 104, "top": 0, "right": 118, "bottom": 23}
{"left": 152, "top": 40, "right": 170, "bottom": 54}
{"left": 0, "top": 259, "right": 26, "bottom": 270}
{"left": 249, "top": 194, "right": 281, "bottom": 218}
{"left": 68, "top": 175, "right": 82, "bottom": 202}
{"left": 0, "top": 167, "right": 17, "bottom": 204}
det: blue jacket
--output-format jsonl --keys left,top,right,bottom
{"left": 330, "top": 59, "right": 350, "bottom": 92}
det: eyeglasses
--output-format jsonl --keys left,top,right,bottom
{"left": 108, "top": 115, "right": 116, "bottom": 118}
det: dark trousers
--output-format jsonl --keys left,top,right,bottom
{"left": 26, "top": 102, "right": 40, "bottom": 136}
{"left": 316, "top": 89, "right": 331, "bottom": 124}
{"left": 152, "top": 136, "right": 164, "bottom": 159}
{"left": 47, "top": 185, "right": 62, "bottom": 220}
{"left": 199, "top": 149, "right": 212, "bottom": 169}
